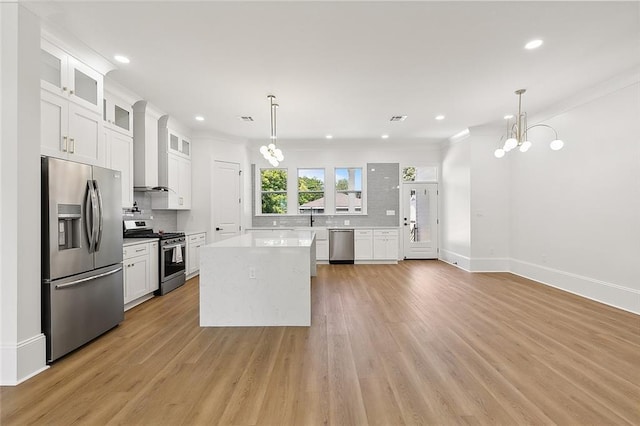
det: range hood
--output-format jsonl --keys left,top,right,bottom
{"left": 133, "top": 100, "right": 163, "bottom": 191}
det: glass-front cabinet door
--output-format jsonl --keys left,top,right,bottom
{"left": 40, "top": 39, "right": 103, "bottom": 115}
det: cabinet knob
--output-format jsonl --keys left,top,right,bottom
{"left": 62, "top": 87, "right": 68, "bottom": 92}
{"left": 69, "top": 90, "right": 74, "bottom": 95}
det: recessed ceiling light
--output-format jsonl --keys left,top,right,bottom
{"left": 525, "top": 39, "right": 543, "bottom": 50}
{"left": 325, "top": 134, "right": 333, "bottom": 139}
{"left": 114, "top": 55, "right": 130, "bottom": 64}
{"left": 195, "top": 115, "right": 204, "bottom": 121}
{"left": 504, "top": 114, "right": 514, "bottom": 120}
{"left": 390, "top": 115, "right": 407, "bottom": 122}
{"left": 435, "top": 115, "right": 445, "bottom": 121}
{"left": 381, "top": 134, "right": 390, "bottom": 139}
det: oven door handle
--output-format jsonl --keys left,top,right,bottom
{"left": 163, "top": 243, "right": 185, "bottom": 251}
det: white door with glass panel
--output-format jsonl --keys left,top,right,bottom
{"left": 213, "top": 161, "right": 241, "bottom": 241}
{"left": 402, "top": 183, "right": 438, "bottom": 259}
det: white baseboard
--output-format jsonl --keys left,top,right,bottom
{"left": 439, "top": 250, "right": 471, "bottom": 271}
{"left": 1, "top": 333, "right": 48, "bottom": 386}
{"left": 436, "top": 253, "right": 639, "bottom": 314}
{"left": 470, "top": 257, "right": 510, "bottom": 272}
{"left": 510, "top": 258, "right": 640, "bottom": 315}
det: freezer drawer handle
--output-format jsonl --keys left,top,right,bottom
{"left": 55, "top": 267, "right": 123, "bottom": 289}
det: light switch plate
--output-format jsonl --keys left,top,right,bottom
{"left": 344, "top": 220, "right": 350, "bottom": 225}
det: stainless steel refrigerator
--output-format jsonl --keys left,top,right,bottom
{"left": 41, "top": 156, "right": 124, "bottom": 363}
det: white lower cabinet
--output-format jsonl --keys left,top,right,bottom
{"left": 355, "top": 229, "right": 373, "bottom": 260}
{"left": 149, "top": 241, "right": 159, "bottom": 292}
{"left": 373, "top": 229, "right": 399, "bottom": 260}
{"left": 123, "top": 240, "right": 158, "bottom": 309}
{"left": 186, "top": 232, "right": 206, "bottom": 278}
{"left": 316, "top": 240, "right": 329, "bottom": 261}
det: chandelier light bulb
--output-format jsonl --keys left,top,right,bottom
{"left": 519, "top": 141, "right": 532, "bottom": 152}
{"left": 494, "top": 148, "right": 505, "bottom": 158}
{"left": 260, "top": 145, "right": 268, "bottom": 155}
{"left": 550, "top": 139, "right": 564, "bottom": 151}
{"left": 504, "top": 138, "right": 518, "bottom": 152}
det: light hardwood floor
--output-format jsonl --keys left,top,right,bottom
{"left": 2, "top": 261, "right": 639, "bottom": 425}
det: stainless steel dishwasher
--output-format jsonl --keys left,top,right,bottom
{"left": 329, "top": 229, "right": 354, "bottom": 264}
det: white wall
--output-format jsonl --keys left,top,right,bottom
{"left": 469, "top": 126, "right": 510, "bottom": 271}
{"left": 440, "top": 136, "right": 471, "bottom": 269}
{"left": 509, "top": 81, "right": 640, "bottom": 313}
{"left": 177, "top": 134, "right": 250, "bottom": 241}
{"left": 1, "top": 4, "right": 47, "bottom": 385}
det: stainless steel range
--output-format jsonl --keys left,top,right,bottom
{"left": 123, "top": 220, "right": 186, "bottom": 295}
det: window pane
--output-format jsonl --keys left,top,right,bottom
{"left": 335, "top": 167, "right": 362, "bottom": 191}
{"left": 335, "top": 168, "right": 362, "bottom": 214}
{"left": 261, "top": 168, "right": 288, "bottom": 214}
{"left": 298, "top": 169, "right": 325, "bottom": 214}
{"left": 262, "top": 193, "right": 287, "bottom": 214}
{"left": 403, "top": 166, "right": 438, "bottom": 182}
{"left": 261, "top": 169, "right": 287, "bottom": 192}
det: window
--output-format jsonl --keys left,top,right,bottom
{"left": 298, "top": 169, "right": 325, "bottom": 214}
{"left": 402, "top": 166, "right": 438, "bottom": 182}
{"left": 335, "top": 167, "right": 362, "bottom": 214}
{"left": 260, "top": 168, "right": 287, "bottom": 214}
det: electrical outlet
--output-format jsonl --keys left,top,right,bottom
{"left": 272, "top": 220, "right": 277, "bottom": 226}
{"left": 249, "top": 267, "right": 256, "bottom": 279}
{"left": 344, "top": 220, "right": 350, "bottom": 226}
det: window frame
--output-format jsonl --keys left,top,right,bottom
{"left": 258, "top": 168, "right": 289, "bottom": 215}
{"left": 334, "top": 167, "right": 364, "bottom": 215}
{"left": 297, "top": 168, "right": 326, "bottom": 215}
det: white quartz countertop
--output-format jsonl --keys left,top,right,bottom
{"left": 123, "top": 237, "right": 159, "bottom": 246}
{"left": 205, "top": 230, "right": 315, "bottom": 248}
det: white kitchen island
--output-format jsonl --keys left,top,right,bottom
{"left": 199, "top": 230, "right": 316, "bottom": 327}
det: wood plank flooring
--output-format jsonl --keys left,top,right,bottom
{"left": 2, "top": 261, "right": 639, "bottom": 425}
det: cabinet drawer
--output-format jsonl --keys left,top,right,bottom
{"left": 189, "top": 233, "right": 206, "bottom": 243}
{"left": 123, "top": 243, "right": 149, "bottom": 259}
{"left": 374, "top": 229, "right": 398, "bottom": 237}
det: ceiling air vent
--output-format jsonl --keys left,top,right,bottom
{"left": 239, "top": 116, "right": 254, "bottom": 122}
{"left": 390, "top": 115, "right": 407, "bottom": 122}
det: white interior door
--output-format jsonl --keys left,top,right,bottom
{"left": 213, "top": 161, "right": 241, "bottom": 241}
{"left": 402, "top": 183, "right": 438, "bottom": 259}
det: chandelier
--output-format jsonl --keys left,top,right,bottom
{"left": 494, "top": 89, "right": 565, "bottom": 158}
{"left": 260, "top": 95, "right": 284, "bottom": 167}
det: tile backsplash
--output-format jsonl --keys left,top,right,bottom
{"left": 123, "top": 191, "right": 178, "bottom": 232}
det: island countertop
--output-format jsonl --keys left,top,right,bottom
{"left": 199, "top": 229, "right": 316, "bottom": 327}
{"left": 205, "top": 230, "right": 315, "bottom": 248}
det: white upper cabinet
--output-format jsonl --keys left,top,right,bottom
{"left": 167, "top": 129, "right": 191, "bottom": 159}
{"left": 40, "top": 39, "right": 103, "bottom": 115}
{"left": 103, "top": 89, "right": 133, "bottom": 137}
{"left": 154, "top": 115, "right": 192, "bottom": 210}
{"left": 40, "top": 38, "right": 105, "bottom": 166}
{"left": 41, "top": 89, "right": 104, "bottom": 166}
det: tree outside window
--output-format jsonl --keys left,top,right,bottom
{"left": 298, "top": 169, "right": 325, "bottom": 214}
{"left": 261, "top": 169, "right": 287, "bottom": 214}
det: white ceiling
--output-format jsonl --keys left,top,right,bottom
{"left": 25, "top": 1, "right": 640, "bottom": 143}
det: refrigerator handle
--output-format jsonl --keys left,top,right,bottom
{"left": 54, "top": 266, "right": 123, "bottom": 289}
{"left": 85, "top": 180, "right": 95, "bottom": 252}
{"left": 94, "top": 180, "right": 104, "bottom": 252}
